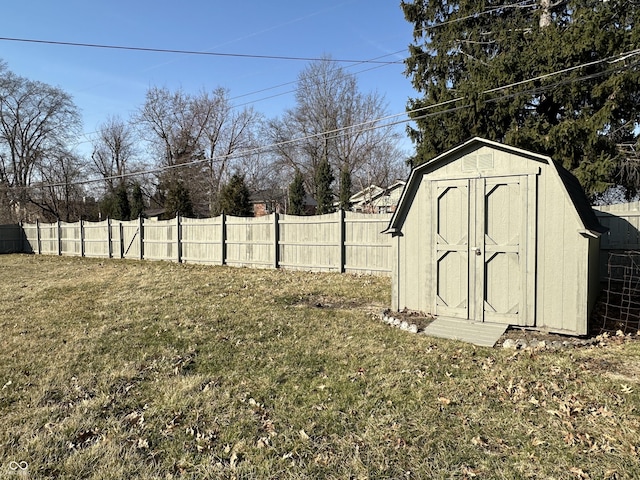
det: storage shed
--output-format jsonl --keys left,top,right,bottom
{"left": 385, "top": 137, "right": 606, "bottom": 336}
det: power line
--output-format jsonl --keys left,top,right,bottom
{"left": 50, "top": 1, "right": 540, "bottom": 144}
{"left": 34, "top": 48, "right": 640, "bottom": 190}
{"left": 0, "top": 36, "right": 403, "bottom": 65}
{"left": 6, "top": 2, "right": 637, "bottom": 191}
{"left": 0, "top": 1, "right": 536, "bottom": 66}
{"left": 69, "top": 49, "right": 409, "bottom": 147}
{"left": 409, "top": 0, "right": 538, "bottom": 35}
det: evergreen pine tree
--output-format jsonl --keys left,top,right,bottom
{"left": 288, "top": 169, "right": 307, "bottom": 215}
{"left": 216, "top": 174, "right": 253, "bottom": 217}
{"left": 402, "top": 0, "right": 640, "bottom": 198}
{"left": 99, "top": 193, "right": 117, "bottom": 221}
{"left": 339, "top": 165, "right": 352, "bottom": 211}
{"left": 315, "top": 158, "right": 335, "bottom": 215}
{"left": 114, "top": 183, "right": 130, "bottom": 221}
{"left": 130, "top": 182, "right": 146, "bottom": 219}
{"left": 165, "top": 182, "right": 194, "bottom": 218}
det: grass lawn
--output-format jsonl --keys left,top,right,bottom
{"left": 0, "top": 254, "right": 639, "bottom": 479}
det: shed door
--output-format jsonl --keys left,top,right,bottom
{"left": 434, "top": 180, "right": 470, "bottom": 319}
{"left": 434, "top": 175, "right": 535, "bottom": 326}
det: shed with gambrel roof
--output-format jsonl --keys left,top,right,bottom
{"left": 385, "top": 137, "right": 606, "bottom": 337}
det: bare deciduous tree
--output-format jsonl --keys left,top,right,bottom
{"left": 91, "top": 115, "right": 138, "bottom": 193}
{"left": 134, "top": 86, "right": 261, "bottom": 216}
{"left": 266, "top": 58, "right": 407, "bottom": 199}
{"left": 30, "top": 150, "right": 87, "bottom": 222}
{"left": 0, "top": 65, "right": 81, "bottom": 221}
{"left": 201, "top": 89, "right": 263, "bottom": 213}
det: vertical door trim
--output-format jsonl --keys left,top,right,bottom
{"left": 432, "top": 179, "right": 470, "bottom": 319}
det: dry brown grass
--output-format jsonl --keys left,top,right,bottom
{"left": 0, "top": 254, "right": 639, "bottom": 479}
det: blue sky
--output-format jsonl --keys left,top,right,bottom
{"left": 2, "top": 0, "right": 417, "bottom": 155}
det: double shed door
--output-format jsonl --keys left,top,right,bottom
{"left": 433, "top": 175, "right": 536, "bottom": 326}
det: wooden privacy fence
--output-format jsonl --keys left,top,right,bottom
{"left": 594, "top": 201, "right": 640, "bottom": 251}
{"left": 594, "top": 201, "right": 640, "bottom": 275}
{"left": 15, "top": 211, "right": 393, "bottom": 275}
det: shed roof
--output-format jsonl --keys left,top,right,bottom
{"left": 385, "top": 137, "right": 606, "bottom": 236}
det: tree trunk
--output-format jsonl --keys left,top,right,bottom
{"left": 539, "top": 0, "right": 551, "bottom": 28}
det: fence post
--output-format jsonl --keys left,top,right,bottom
{"left": 273, "top": 212, "right": 279, "bottom": 269}
{"left": 339, "top": 209, "right": 346, "bottom": 273}
{"left": 80, "top": 219, "right": 85, "bottom": 257}
{"left": 220, "top": 213, "right": 227, "bottom": 265}
{"left": 107, "top": 218, "right": 113, "bottom": 259}
{"left": 139, "top": 216, "right": 144, "bottom": 260}
{"left": 119, "top": 222, "right": 125, "bottom": 259}
{"left": 36, "top": 219, "right": 41, "bottom": 255}
{"left": 57, "top": 219, "right": 62, "bottom": 256}
{"left": 176, "top": 214, "right": 182, "bottom": 263}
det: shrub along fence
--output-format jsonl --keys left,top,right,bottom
{"left": 12, "top": 211, "right": 393, "bottom": 275}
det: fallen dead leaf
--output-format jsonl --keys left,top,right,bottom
{"left": 569, "top": 466, "right": 590, "bottom": 479}
{"left": 471, "top": 436, "right": 488, "bottom": 447}
{"left": 531, "top": 437, "right": 545, "bottom": 446}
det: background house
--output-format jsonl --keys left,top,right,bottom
{"left": 349, "top": 181, "right": 406, "bottom": 213}
{"left": 251, "top": 190, "right": 317, "bottom": 216}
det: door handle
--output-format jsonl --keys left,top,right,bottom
{"left": 473, "top": 247, "right": 482, "bottom": 256}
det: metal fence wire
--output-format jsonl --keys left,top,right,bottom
{"left": 596, "top": 251, "right": 640, "bottom": 335}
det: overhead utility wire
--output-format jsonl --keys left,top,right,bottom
{"left": 0, "top": 36, "right": 401, "bottom": 65}
{"left": 73, "top": 50, "right": 405, "bottom": 148}
{"left": 231, "top": 50, "right": 405, "bottom": 102}
{"left": 39, "top": 48, "right": 640, "bottom": 189}
{"left": 232, "top": 60, "right": 400, "bottom": 109}
{"left": 409, "top": 0, "right": 537, "bottom": 35}
{"left": 69, "top": 0, "right": 538, "bottom": 143}
{"left": 0, "top": 2, "right": 535, "bottom": 65}
{"left": 404, "top": 47, "right": 640, "bottom": 120}
{"left": 225, "top": 0, "right": 539, "bottom": 105}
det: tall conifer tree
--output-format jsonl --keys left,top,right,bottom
{"left": 288, "top": 169, "right": 307, "bottom": 215}
{"left": 130, "top": 182, "right": 146, "bottom": 219}
{"left": 114, "top": 183, "right": 131, "bottom": 221}
{"left": 165, "top": 182, "right": 194, "bottom": 218}
{"left": 216, "top": 174, "right": 253, "bottom": 217}
{"left": 315, "top": 159, "right": 335, "bottom": 215}
{"left": 402, "top": 0, "right": 640, "bottom": 198}
{"left": 339, "top": 165, "right": 352, "bottom": 211}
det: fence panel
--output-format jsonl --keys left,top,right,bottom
{"left": 144, "top": 219, "right": 178, "bottom": 262}
{"left": 278, "top": 212, "right": 341, "bottom": 272}
{"left": 344, "top": 212, "right": 392, "bottom": 275}
{"left": 39, "top": 223, "right": 59, "bottom": 255}
{"left": 594, "top": 201, "right": 640, "bottom": 280}
{"left": 181, "top": 217, "right": 223, "bottom": 264}
{"left": 21, "top": 223, "right": 39, "bottom": 253}
{"left": 595, "top": 201, "right": 640, "bottom": 250}
{"left": 226, "top": 214, "right": 274, "bottom": 268}
{"left": 84, "top": 220, "right": 111, "bottom": 258}
{"left": 60, "top": 222, "right": 82, "bottom": 256}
